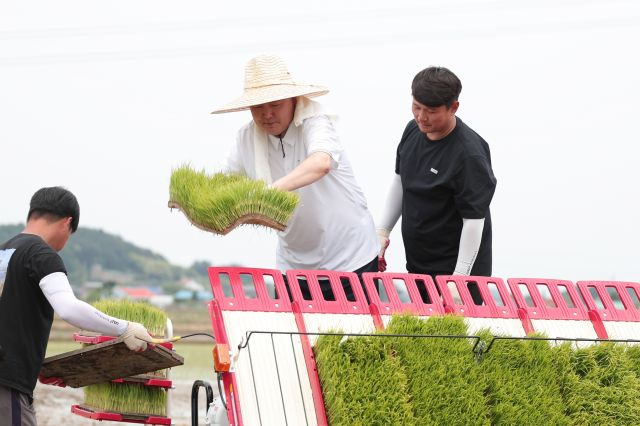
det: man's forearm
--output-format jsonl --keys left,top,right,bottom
{"left": 271, "top": 152, "right": 332, "bottom": 191}
{"left": 39, "top": 272, "right": 128, "bottom": 336}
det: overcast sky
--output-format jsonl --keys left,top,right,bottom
{"left": 2, "top": 0, "right": 639, "bottom": 283}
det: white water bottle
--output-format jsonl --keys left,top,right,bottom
{"left": 206, "top": 395, "right": 229, "bottom": 425}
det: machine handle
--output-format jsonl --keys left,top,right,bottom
{"left": 191, "top": 380, "right": 214, "bottom": 426}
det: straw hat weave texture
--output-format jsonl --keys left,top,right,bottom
{"left": 211, "top": 55, "right": 329, "bottom": 114}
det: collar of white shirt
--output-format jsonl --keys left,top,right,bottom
{"left": 267, "top": 127, "right": 296, "bottom": 148}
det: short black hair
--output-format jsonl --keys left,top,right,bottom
{"left": 28, "top": 187, "right": 80, "bottom": 233}
{"left": 411, "top": 66, "right": 462, "bottom": 108}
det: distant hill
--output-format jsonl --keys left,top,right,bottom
{"left": 0, "top": 224, "right": 210, "bottom": 289}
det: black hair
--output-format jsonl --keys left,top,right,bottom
{"left": 411, "top": 66, "right": 462, "bottom": 108}
{"left": 28, "top": 187, "right": 80, "bottom": 233}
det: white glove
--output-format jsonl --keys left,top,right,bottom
{"left": 121, "top": 322, "right": 153, "bottom": 352}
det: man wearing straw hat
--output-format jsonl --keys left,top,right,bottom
{"left": 212, "top": 54, "right": 379, "bottom": 298}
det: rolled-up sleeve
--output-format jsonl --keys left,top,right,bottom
{"left": 303, "top": 115, "right": 343, "bottom": 168}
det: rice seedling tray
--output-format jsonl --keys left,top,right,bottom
{"left": 73, "top": 333, "right": 174, "bottom": 350}
{"left": 68, "top": 333, "right": 173, "bottom": 385}
{"left": 40, "top": 337, "right": 183, "bottom": 388}
{"left": 168, "top": 166, "right": 299, "bottom": 235}
{"left": 168, "top": 200, "right": 287, "bottom": 235}
{"left": 71, "top": 404, "right": 171, "bottom": 425}
{"left": 111, "top": 376, "right": 173, "bottom": 388}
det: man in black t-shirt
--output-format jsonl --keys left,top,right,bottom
{"left": 0, "top": 187, "right": 154, "bottom": 425}
{"left": 376, "top": 66, "right": 496, "bottom": 284}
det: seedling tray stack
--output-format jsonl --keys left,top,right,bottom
{"left": 203, "top": 267, "right": 640, "bottom": 425}
{"left": 68, "top": 331, "right": 178, "bottom": 425}
{"left": 41, "top": 334, "right": 180, "bottom": 388}
{"left": 41, "top": 300, "right": 184, "bottom": 425}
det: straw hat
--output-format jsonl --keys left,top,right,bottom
{"left": 211, "top": 54, "right": 329, "bottom": 114}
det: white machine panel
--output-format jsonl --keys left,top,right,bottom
{"left": 603, "top": 321, "right": 640, "bottom": 341}
{"left": 464, "top": 317, "right": 527, "bottom": 337}
{"left": 302, "top": 313, "right": 376, "bottom": 346}
{"left": 223, "top": 311, "right": 316, "bottom": 426}
{"left": 531, "top": 319, "right": 598, "bottom": 347}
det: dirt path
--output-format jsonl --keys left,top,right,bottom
{"left": 34, "top": 379, "right": 218, "bottom": 426}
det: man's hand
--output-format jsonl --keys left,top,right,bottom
{"left": 378, "top": 256, "right": 387, "bottom": 272}
{"left": 121, "top": 322, "right": 153, "bottom": 352}
{"left": 376, "top": 228, "right": 390, "bottom": 272}
{"left": 38, "top": 374, "right": 66, "bottom": 387}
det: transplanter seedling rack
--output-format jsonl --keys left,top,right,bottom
{"left": 204, "top": 267, "right": 640, "bottom": 426}
{"left": 67, "top": 319, "right": 178, "bottom": 425}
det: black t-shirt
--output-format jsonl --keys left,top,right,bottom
{"left": 395, "top": 117, "right": 496, "bottom": 276}
{"left": 0, "top": 233, "right": 66, "bottom": 396}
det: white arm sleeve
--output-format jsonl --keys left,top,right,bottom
{"left": 376, "top": 173, "right": 403, "bottom": 235}
{"left": 453, "top": 218, "right": 485, "bottom": 275}
{"left": 39, "top": 272, "right": 128, "bottom": 336}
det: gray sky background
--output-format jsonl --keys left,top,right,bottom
{"left": 2, "top": 0, "right": 639, "bottom": 282}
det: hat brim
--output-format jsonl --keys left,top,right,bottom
{"left": 211, "top": 84, "right": 329, "bottom": 114}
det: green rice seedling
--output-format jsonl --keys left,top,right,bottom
{"left": 84, "top": 382, "right": 167, "bottom": 416}
{"left": 90, "top": 299, "right": 167, "bottom": 377}
{"left": 314, "top": 315, "right": 640, "bottom": 425}
{"left": 480, "top": 330, "right": 570, "bottom": 425}
{"left": 563, "top": 343, "right": 640, "bottom": 425}
{"left": 169, "top": 165, "right": 299, "bottom": 234}
{"left": 314, "top": 333, "right": 416, "bottom": 426}
{"left": 384, "top": 314, "right": 490, "bottom": 425}
{"left": 624, "top": 345, "right": 640, "bottom": 379}
{"left": 84, "top": 300, "right": 169, "bottom": 416}
{"left": 92, "top": 299, "right": 167, "bottom": 336}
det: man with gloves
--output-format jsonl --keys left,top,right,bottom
{"left": 0, "top": 187, "right": 153, "bottom": 424}
{"left": 377, "top": 66, "right": 496, "bottom": 287}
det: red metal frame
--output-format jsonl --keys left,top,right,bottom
{"left": 71, "top": 405, "right": 171, "bottom": 425}
{"left": 283, "top": 269, "right": 373, "bottom": 426}
{"left": 286, "top": 269, "right": 369, "bottom": 314}
{"left": 208, "top": 267, "right": 329, "bottom": 426}
{"left": 208, "top": 299, "right": 242, "bottom": 426}
{"left": 507, "top": 278, "right": 589, "bottom": 320}
{"left": 436, "top": 275, "right": 519, "bottom": 318}
{"left": 362, "top": 272, "right": 445, "bottom": 318}
{"left": 208, "top": 266, "right": 292, "bottom": 312}
{"left": 577, "top": 281, "right": 640, "bottom": 322}
{"left": 508, "top": 278, "right": 602, "bottom": 337}
{"left": 291, "top": 301, "right": 329, "bottom": 426}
